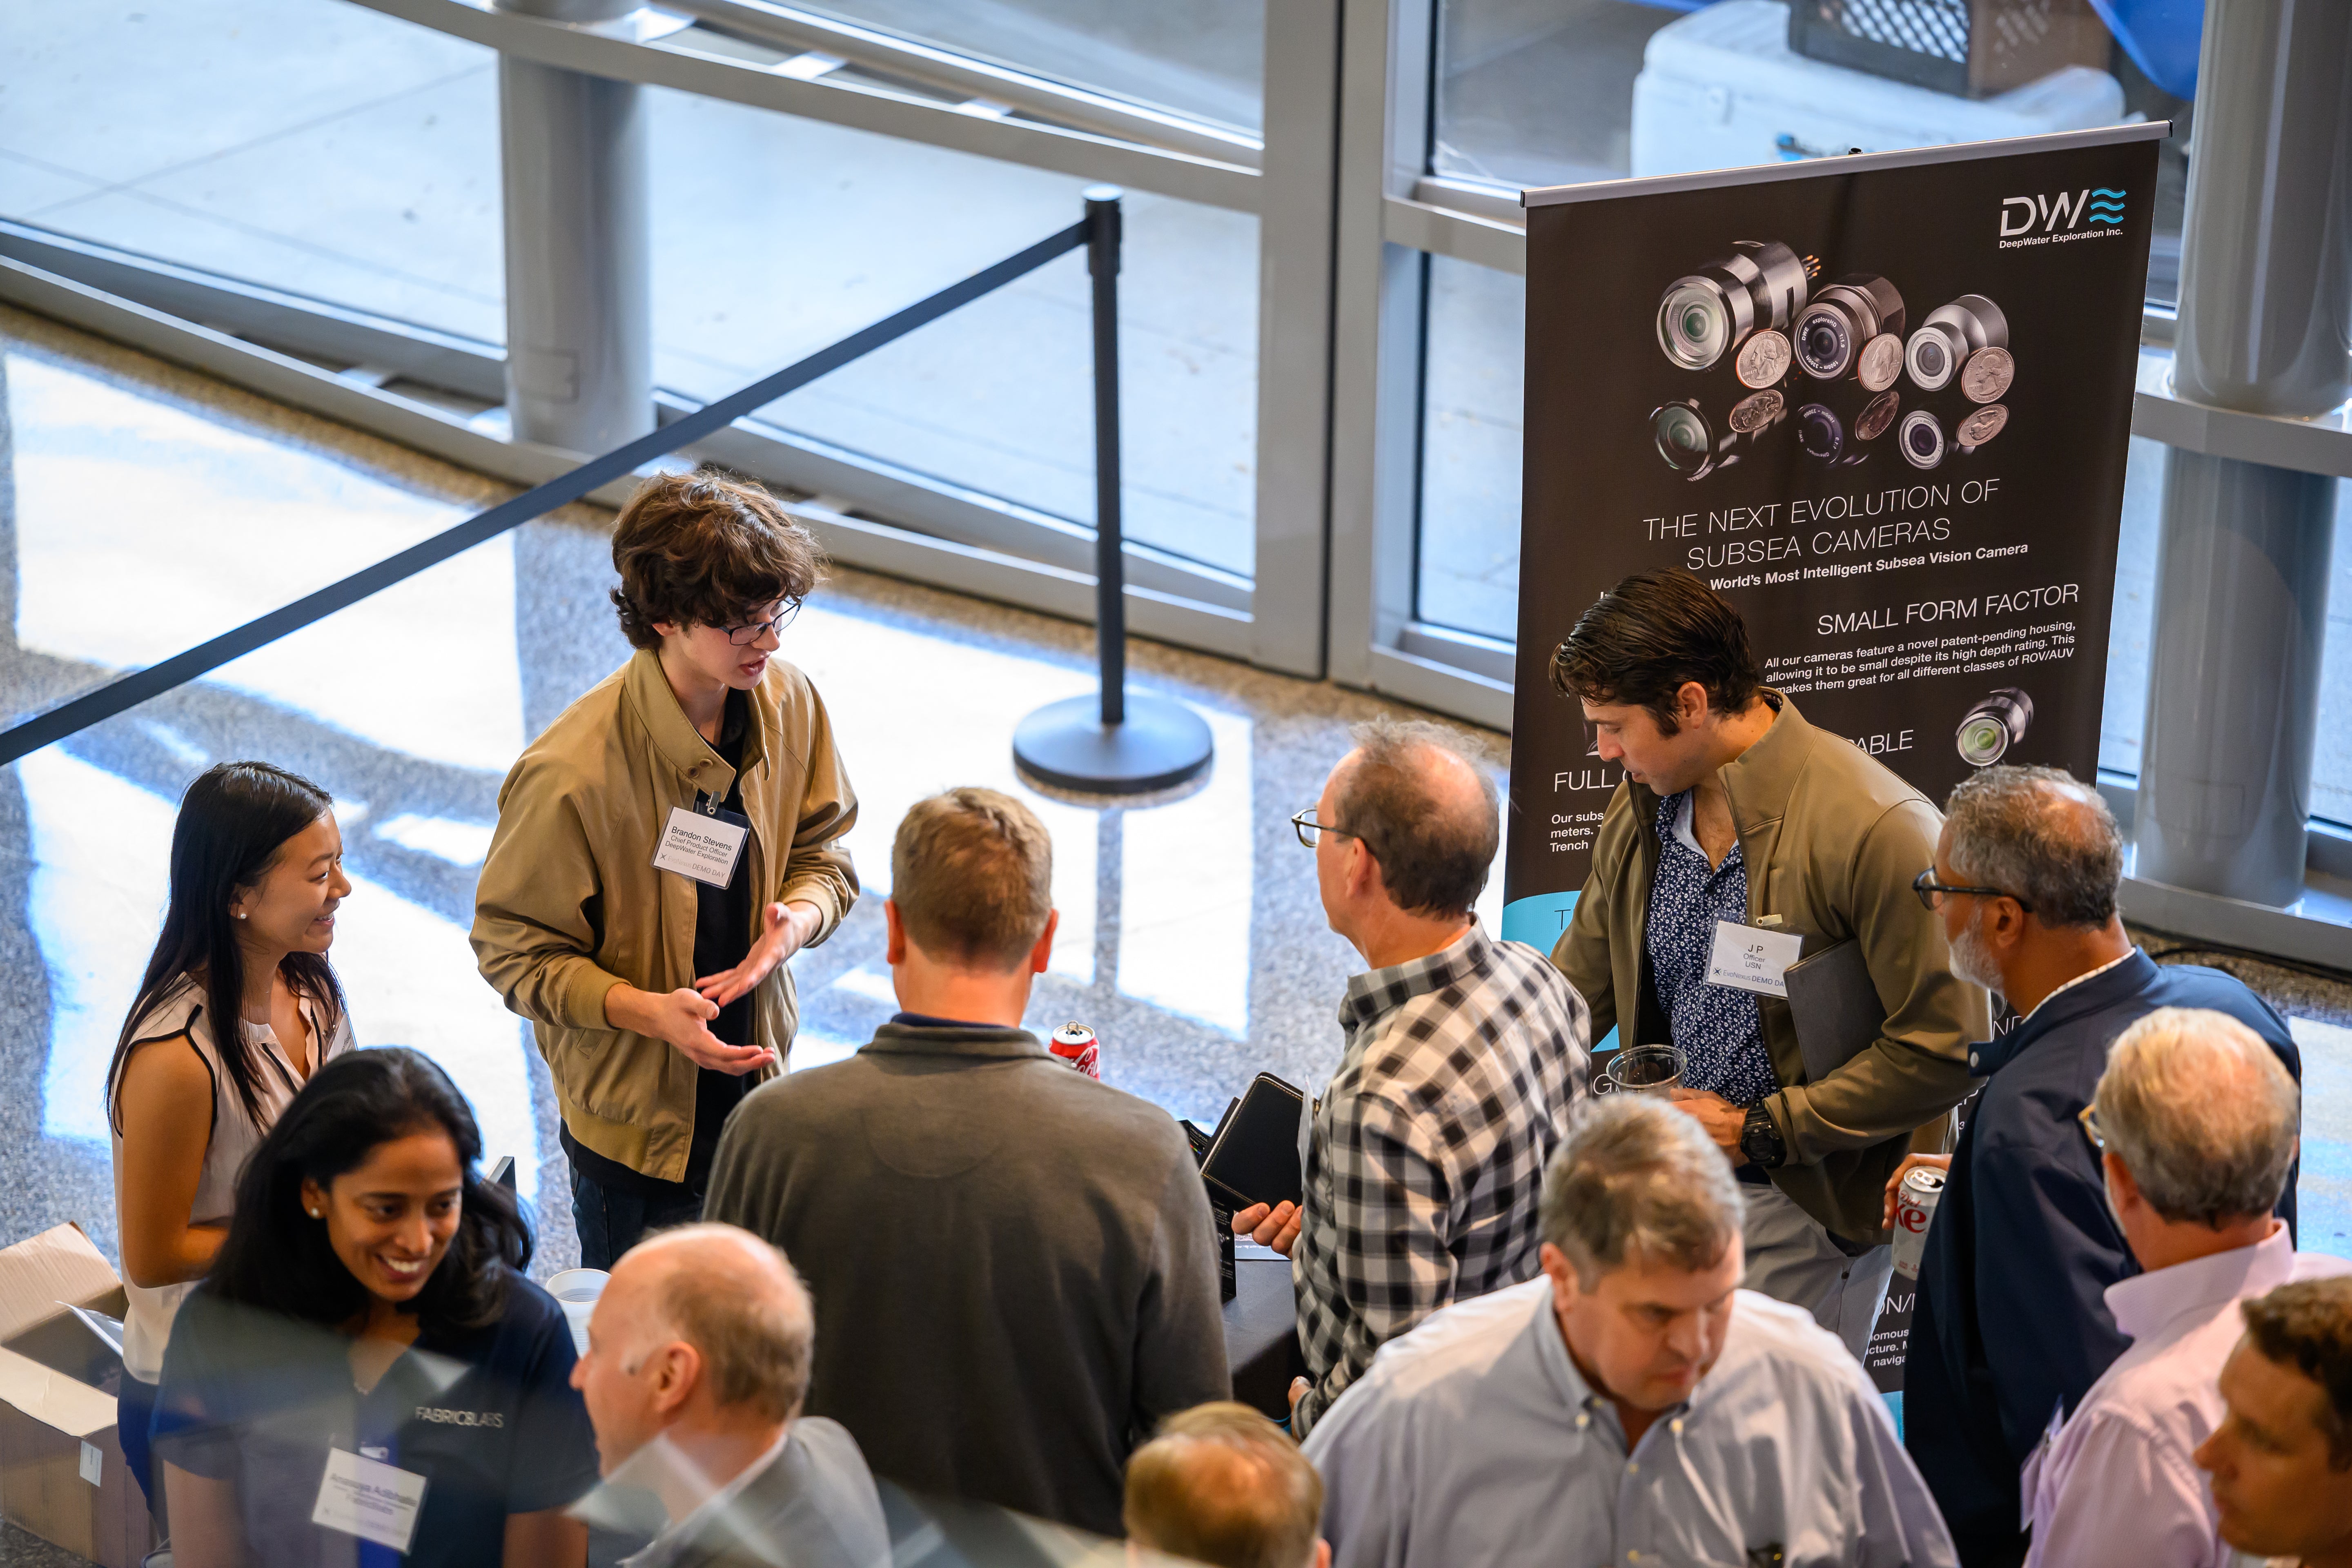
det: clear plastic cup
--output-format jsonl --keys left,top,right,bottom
{"left": 1593, "top": 1044, "right": 1686, "bottom": 1098}
{"left": 545, "top": 1267, "right": 609, "bottom": 1355}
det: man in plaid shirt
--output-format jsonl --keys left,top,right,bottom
{"left": 1236, "top": 718, "right": 1591, "bottom": 1437}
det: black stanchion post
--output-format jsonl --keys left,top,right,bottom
{"left": 1089, "top": 186, "right": 1126, "bottom": 728}
{"left": 1012, "top": 187, "right": 1214, "bottom": 794}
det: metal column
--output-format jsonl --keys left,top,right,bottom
{"left": 494, "top": 0, "right": 653, "bottom": 453}
{"left": 2137, "top": 0, "right": 2352, "bottom": 906}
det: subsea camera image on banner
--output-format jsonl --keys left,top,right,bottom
{"left": 1503, "top": 127, "right": 2159, "bottom": 945}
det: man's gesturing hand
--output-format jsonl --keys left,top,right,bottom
{"left": 1231, "top": 1201, "right": 1302, "bottom": 1256}
{"left": 696, "top": 900, "right": 823, "bottom": 1009}
{"left": 606, "top": 984, "right": 775, "bottom": 1075}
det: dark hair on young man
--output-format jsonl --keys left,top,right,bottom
{"left": 1332, "top": 717, "right": 1499, "bottom": 918}
{"left": 2242, "top": 1277, "right": 2352, "bottom": 1470}
{"left": 208, "top": 1049, "right": 530, "bottom": 1334}
{"left": 610, "top": 467, "right": 825, "bottom": 650}
{"left": 107, "top": 762, "right": 346, "bottom": 1135}
{"left": 890, "top": 788, "right": 1054, "bottom": 971}
{"left": 1548, "top": 570, "right": 1762, "bottom": 735}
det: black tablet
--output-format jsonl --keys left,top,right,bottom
{"left": 1200, "top": 1073, "right": 1306, "bottom": 1211}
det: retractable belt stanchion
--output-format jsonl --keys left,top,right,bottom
{"left": 1011, "top": 187, "right": 1216, "bottom": 795}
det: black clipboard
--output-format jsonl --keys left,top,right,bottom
{"left": 1784, "top": 938, "right": 1886, "bottom": 1082}
{"left": 1200, "top": 1073, "right": 1305, "bottom": 1210}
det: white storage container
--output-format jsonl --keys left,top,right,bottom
{"left": 1630, "top": 0, "right": 2128, "bottom": 180}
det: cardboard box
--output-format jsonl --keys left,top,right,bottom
{"left": 0, "top": 1224, "right": 158, "bottom": 1568}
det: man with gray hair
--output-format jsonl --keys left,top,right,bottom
{"left": 1303, "top": 1096, "right": 1955, "bottom": 1568}
{"left": 2023, "top": 1007, "right": 2340, "bottom": 1568}
{"left": 1900, "top": 765, "right": 2303, "bottom": 1567}
{"left": 1237, "top": 717, "right": 1589, "bottom": 1437}
{"left": 571, "top": 1223, "right": 889, "bottom": 1568}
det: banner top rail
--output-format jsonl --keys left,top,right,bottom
{"left": 1519, "top": 120, "right": 2172, "bottom": 210}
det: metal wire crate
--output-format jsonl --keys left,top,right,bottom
{"left": 1787, "top": 0, "right": 2113, "bottom": 98}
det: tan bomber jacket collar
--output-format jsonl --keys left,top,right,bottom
{"left": 619, "top": 647, "right": 769, "bottom": 800}
{"left": 1716, "top": 690, "right": 1811, "bottom": 835}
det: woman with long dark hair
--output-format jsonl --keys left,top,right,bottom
{"left": 155, "top": 1048, "right": 598, "bottom": 1568}
{"left": 107, "top": 760, "right": 355, "bottom": 1504}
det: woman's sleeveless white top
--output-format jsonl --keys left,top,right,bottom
{"left": 109, "top": 978, "right": 354, "bottom": 1382}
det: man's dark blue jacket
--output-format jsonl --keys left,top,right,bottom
{"left": 1902, "top": 949, "right": 2300, "bottom": 1565}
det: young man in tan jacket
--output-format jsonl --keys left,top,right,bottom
{"left": 473, "top": 469, "right": 858, "bottom": 1268}
{"left": 1548, "top": 570, "right": 1984, "bottom": 1359}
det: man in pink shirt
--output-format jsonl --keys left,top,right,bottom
{"left": 2024, "top": 1005, "right": 2340, "bottom": 1567}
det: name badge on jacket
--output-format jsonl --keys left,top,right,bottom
{"left": 651, "top": 804, "right": 748, "bottom": 888}
{"left": 1707, "top": 920, "right": 1803, "bottom": 997}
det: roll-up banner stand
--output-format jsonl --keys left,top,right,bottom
{"left": 1503, "top": 124, "right": 2162, "bottom": 952}
{"left": 1501, "top": 125, "right": 2161, "bottom": 1408}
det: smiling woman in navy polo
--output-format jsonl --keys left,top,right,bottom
{"left": 155, "top": 1049, "right": 601, "bottom": 1568}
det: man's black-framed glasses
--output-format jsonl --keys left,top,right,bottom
{"left": 718, "top": 599, "right": 804, "bottom": 646}
{"left": 1913, "top": 867, "right": 2034, "bottom": 914}
{"left": 1290, "top": 809, "right": 1359, "bottom": 850}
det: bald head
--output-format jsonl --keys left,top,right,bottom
{"left": 2098, "top": 1008, "right": 2299, "bottom": 1227}
{"left": 1125, "top": 1403, "right": 1323, "bottom": 1568}
{"left": 610, "top": 1224, "right": 815, "bottom": 1423}
{"left": 1944, "top": 764, "right": 2122, "bottom": 929}
{"left": 1328, "top": 718, "right": 1499, "bottom": 918}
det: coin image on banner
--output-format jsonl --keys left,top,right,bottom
{"left": 1961, "top": 345, "right": 2015, "bottom": 403}
{"left": 1728, "top": 388, "right": 1786, "bottom": 434}
{"left": 1856, "top": 332, "right": 1904, "bottom": 392}
{"left": 1856, "top": 389, "right": 1901, "bottom": 443}
{"left": 1957, "top": 403, "right": 2009, "bottom": 448}
{"left": 1735, "top": 329, "right": 1793, "bottom": 389}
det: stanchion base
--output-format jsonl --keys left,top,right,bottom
{"left": 1012, "top": 692, "right": 1214, "bottom": 794}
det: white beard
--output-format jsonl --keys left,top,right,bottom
{"left": 1949, "top": 910, "right": 2005, "bottom": 1000}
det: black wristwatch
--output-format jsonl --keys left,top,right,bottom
{"left": 1740, "top": 1102, "right": 1788, "bottom": 1169}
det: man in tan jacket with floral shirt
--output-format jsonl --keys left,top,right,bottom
{"left": 473, "top": 469, "right": 857, "bottom": 1267}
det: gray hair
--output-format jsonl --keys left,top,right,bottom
{"left": 1332, "top": 717, "right": 1500, "bottom": 918}
{"left": 1944, "top": 765, "right": 2121, "bottom": 929}
{"left": 1539, "top": 1096, "right": 1745, "bottom": 1285}
{"left": 2096, "top": 1007, "right": 2299, "bottom": 1228}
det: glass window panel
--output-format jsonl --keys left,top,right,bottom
{"left": 5, "top": 0, "right": 503, "bottom": 342}
{"left": 1430, "top": 0, "right": 2186, "bottom": 304}
{"left": 789, "top": 0, "right": 1265, "bottom": 134}
{"left": 1417, "top": 255, "right": 1523, "bottom": 640}
{"left": 649, "top": 88, "right": 1259, "bottom": 579}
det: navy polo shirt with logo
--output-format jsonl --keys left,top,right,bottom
{"left": 154, "top": 1265, "right": 601, "bottom": 1568}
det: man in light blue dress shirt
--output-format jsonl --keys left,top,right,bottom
{"left": 1303, "top": 1096, "right": 1956, "bottom": 1568}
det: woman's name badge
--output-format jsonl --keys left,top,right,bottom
{"left": 1707, "top": 920, "right": 1804, "bottom": 997}
{"left": 652, "top": 805, "right": 748, "bottom": 888}
{"left": 312, "top": 1447, "right": 428, "bottom": 1552}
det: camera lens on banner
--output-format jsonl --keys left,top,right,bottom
{"left": 1654, "top": 241, "right": 1815, "bottom": 372}
{"left": 1957, "top": 688, "right": 2034, "bottom": 766}
{"left": 1794, "top": 275, "right": 1906, "bottom": 381}
{"left": 1906, "top": 294, "right": 2009, "bottom": 392}
{"left": 1652, "top": 399, "right": 1737, "bottom": 478}
{"left": 1899, "top": 409, "right": 1947, "bottom": 469}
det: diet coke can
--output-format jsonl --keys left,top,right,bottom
{"left": 1048, "top": 1022, "right": 1100, "bottom": 1079}
{"left": 1891, "top": 1165, "right": 1945, "bottom": 1280}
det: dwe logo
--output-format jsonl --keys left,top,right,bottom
{"left": 1999, "top": 188, "right": 2125, "bottom": 236}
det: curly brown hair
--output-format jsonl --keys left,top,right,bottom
{"left": 609, "top": 468, "right": 825, "bottom": 650}
{"left": 2243, "top": 1277, "right": 2352, "bottom": 1470}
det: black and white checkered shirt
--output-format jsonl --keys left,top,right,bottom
{"left": 1291, "top": 921, "right": 1591, "bottom": 1437}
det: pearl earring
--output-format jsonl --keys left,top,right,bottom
{"left": 234, "top": 912, "right": 247, "bottom": 920}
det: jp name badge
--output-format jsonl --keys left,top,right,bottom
{"left": 312, "top": 1447, "right": 428, "bottom": 1553}
{"left": 1706, "top": 920, "right": 1804, "bottom": 998}
{"left": 652, "top": 805, "right": 748, "bottom": 888}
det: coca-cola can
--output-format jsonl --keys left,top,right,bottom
{"left": 1048, "top": 1022, "right": 1100, "bottom": 1079}
{"left": 1891, "top": 1165, "right": 1945, "bottom": 1280}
